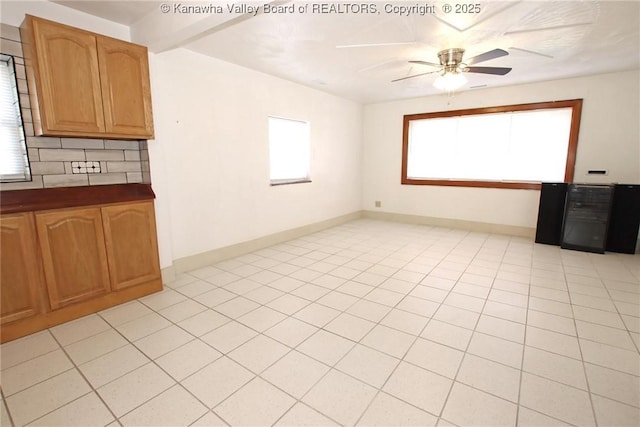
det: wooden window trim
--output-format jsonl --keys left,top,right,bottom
{"left": 401, "top": 99, "right": 583, "bottom": 190}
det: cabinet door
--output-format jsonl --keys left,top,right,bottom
{"left": 102, "top": 202, "right": 161, "bottom": 290}
{"left": 29, "top": 17, "right": 105, "bottom": 133}
{"left": 36, "top": 208, "right": 111, "bottom": 309}
{"left": 97, "top": 36, "right": 154, "bottom": 138}
{"left": 0, "top": 214, "right": 43, "bottom": 325}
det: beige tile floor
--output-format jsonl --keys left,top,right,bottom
{"left": 1, "top": 219, "right": 639, "bottom": 426}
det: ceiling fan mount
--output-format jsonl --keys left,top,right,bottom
{"left": 437, "top": 48, "right": 466, "bottom": 73}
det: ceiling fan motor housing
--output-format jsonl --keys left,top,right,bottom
{"left": 438, "top": 48, "right": 465, "bottom": 73}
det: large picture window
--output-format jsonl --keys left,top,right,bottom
{"left": 402, "top": 100, "right": 583, "bottom": 190}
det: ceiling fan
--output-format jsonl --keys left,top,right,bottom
{"left": 393, "top": 48, "right": 512, "bottom": 91}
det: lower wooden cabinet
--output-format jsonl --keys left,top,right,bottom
{"left": 0, "top": 187, "right": 162, "bottom": 343}
{"left": 0, "top": 213, "right": 44, "bottom": 325}
{"left": 102, "top": 202, "right": 160, "bottom": 291}
{"left": 36, "top": 207, "right": 111, "bottom": 309}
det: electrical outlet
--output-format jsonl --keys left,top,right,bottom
{"left": 375, "top": 201, "right": 381, "bottom": 208}
{"left": 71, "top": 161, "right": 101, "bottom": 174}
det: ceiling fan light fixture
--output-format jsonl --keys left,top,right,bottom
{"left": 433, "top": 71, "right": 467, "bottom": 92}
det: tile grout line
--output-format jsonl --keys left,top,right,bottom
{"left": 88, "top": 310, "right": 211, "bottom": 425}
{"left": 134, "top": 282, "right": 305, "bottom": 425}
{"left": 274, "top": 227, "right": 476, "bottom": 424}
{"left": 132, "top": 230, "right": 402, "bottom": 426}
{"left": 566, "top": 255, "right": 603, "bottom": 427}
{"left": 30, "top": 328, "right": 123, "bottom": 426}
{"left": 214, "top": 254, "right": 637, "bottom": 357}
{"left": 206, "top": 229, "right": 414, "bottom": 426}
{"left": 514, "top": 240, "right": 534, "bottom": 426}
{"left": 82, "top": 305, "right": 227, "bottom": 425}
{"left": 99, "top": 301, "right": 235, "bottom": 425}
{"left": 270, "top": 234, "right": 425, "bottom": 426}
{"left": 595, "top": 270, "right": 640, "bottom": 355}
{"left": 355, "top": 230, "right": 500, "bottom": 425}
{"left": 347, "top": 233, "right": 457, "bottom": 426}
{"left": 433, "top": 234, "right": 511, "bottom": 424}
{"left": 0, "top": 386, "right": 17, "bottom": 427}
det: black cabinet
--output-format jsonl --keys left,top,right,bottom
{"left": 606, "top": 185, "right": 640, "bottom": 254}
{"left": 535, "top": 183, "right": 568, "bottom": 245}
{"left": 561, "top": 184, "right": 614, "bottom": 254}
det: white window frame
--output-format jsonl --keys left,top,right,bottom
{"left": 268, "top": 116, "right": 311, "bottom": 186}
{"left": 401, "top": 100, "right": 583, "bottom": 190}
{"left": 0, "top": 54, "right": 30, "bottom": 183}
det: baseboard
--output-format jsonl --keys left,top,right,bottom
{"left": 160, "top": 209, "right": 536, "bottom": 283}
{"left": 362, "top": 210, "right": 536, "bottom": 238}
{"left": 170, "top": 211, "right": 363, "bottom": 275}
{"left": 160, "top": 265, "right": 176, "bottom": 284}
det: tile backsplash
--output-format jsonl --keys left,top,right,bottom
{"left": 0, "top": 23, "right": 151, "bottom": 191}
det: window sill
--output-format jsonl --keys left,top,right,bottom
{"left": 402, "top": 178, "right": 543, "bottom": 190}
{"left": 270, "top": 179, "right": 312, "bottom": 186}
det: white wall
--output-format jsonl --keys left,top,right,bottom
{"left": 0, "top": 2, "right": 363, "bottom": 269}
{"left": 148, "top": 49, "right": 363, "bottom": 266}
{"left": 0, "top": 1, "right": 129, "bottom": 40}
{"left": 363, "top": 70, "right": 640, "bottom": 229}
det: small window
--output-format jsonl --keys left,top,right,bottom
{"left": 269, "top": 116, "right": 310, "bottom": 185}
{"left": 0, "top": 54, "right": 30, "bottom": 182}
{"left": 402, "top": 100, "right": 582, "bottom": 190}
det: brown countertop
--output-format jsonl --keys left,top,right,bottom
{"left": 0, "top": 183, "right": 155, "bottom": 214}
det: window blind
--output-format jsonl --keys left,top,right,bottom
{"left": 407, "top": 107, "right": 573, "bottom": 183}
{"left": 0, "top": 55, "right": 30, "bottom": 182}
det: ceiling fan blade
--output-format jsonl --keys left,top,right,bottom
{"left": 409, "top": 60, "right": 440, "bottom": 67}
{"left": 391, "top": 70, "right": 439, "bottom": 83}
{"left": 464, "top": 66, "right": 512, "bottom": 75}
{"left": 465, "top": 48, "right": 509, "bottom": 65}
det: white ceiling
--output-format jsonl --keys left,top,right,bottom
{"left": 52, "top": 1, "right": 640, "bottom": 103}
{"left": 53, "top": 0, "right": 161, "bottom": 26}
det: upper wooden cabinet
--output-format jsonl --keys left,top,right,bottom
{"left": 98, "top": 37, "right": 154, "bottom": 137}
{"left": 22, "top": 18, "right": 105, "bottom": 134}
{"left": 20, "top": 15, "right": 154, "bottom": 139}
